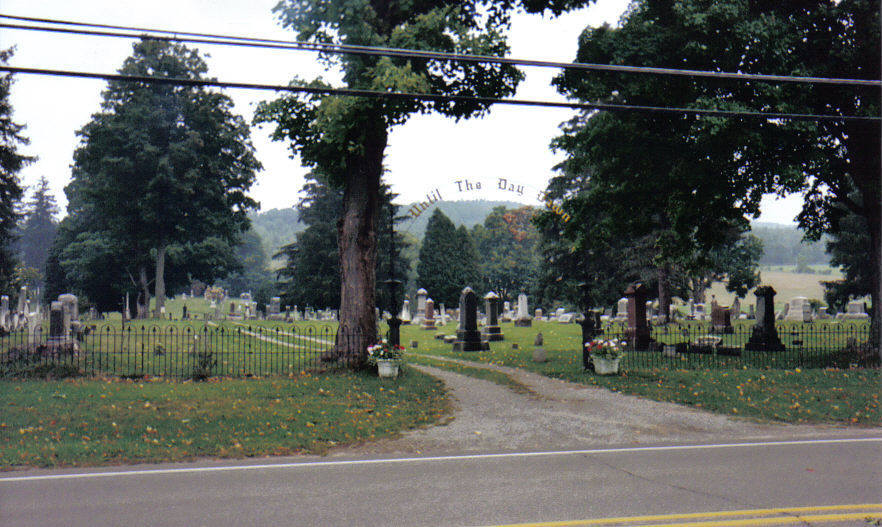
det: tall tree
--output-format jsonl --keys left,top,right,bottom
{"left": 276, "top": 177, "right": 409, "bottom": 311}
{"left": 471, "top": 205, "right": 540, "bottom": 301}
{"left": 823, "top": 207, "right": 872, "bottom": 312}
{"left": 558, "top": 0, "right": 879, "bottom": 334}
{"left": 0, "top": 48, "right": 33, "bottom": 291}
{"left": 16, "top": 176, "right": 58, "bottom": 284}
{"left": 255, "top": 0, "right": 591, "bottom": 362}
{"left": 416, "top": 209, "right": 478, "bottom": 306}
{"left": 66, "top": 39, "right": 260, "bottom": 316}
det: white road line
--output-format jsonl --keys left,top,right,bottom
{"left": 1, "top": 437, "right": 880, "bottom": 483}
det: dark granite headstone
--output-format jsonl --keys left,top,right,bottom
{"left": 624, "top": 283, "right": 653, "bottom": 350}
{"left": 745, "top": 286, "right": 785, "bottom": 351}
{"left": 482, "top": 291, "right": 503, "bottom": 341}
{"left": 453, "top": 287, "right": 489, "bottom": 352}
{"left": 711, "top": 304, "right": 733, "bottom": 334}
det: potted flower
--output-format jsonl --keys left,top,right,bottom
{"left": 585, "top": 339, "right": 625, "bottom": 375}
{"left": 367, "top": 340, "right": 405, "bottom": 378}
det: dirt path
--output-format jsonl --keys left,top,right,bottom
{"left": 333, "top": 357, "right": 879, "bottom": 457}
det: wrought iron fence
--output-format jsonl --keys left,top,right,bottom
{"left": 0, "top": 324, "right": 370, "bottom": 379}
{"left": 591, "top": 321, "right": 877, "bottom": 370}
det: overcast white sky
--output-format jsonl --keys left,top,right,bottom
{"left": 2, "top": 0, "right": 802, "bottom": 223}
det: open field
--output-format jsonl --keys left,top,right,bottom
{"left": 705, "top": 267, "right": 872, "bottom": 311}
{"left": 0, "top": 367, "right": 449, "bottom": 468}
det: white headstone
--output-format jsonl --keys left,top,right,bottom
{"left": 785, "top": 297, "right": 812, "bottom": 322}
{"left": 615, "top": 298, "right": 628, "bottom": 321}
{"left": 843, "top": 300, "right": 869, "bottom": 319}
{"left": 400, "top": 299, "right": 412, "bottom": 323}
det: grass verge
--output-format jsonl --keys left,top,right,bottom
{"left": 0, "top": 367, "right": 449, "bottom": 469}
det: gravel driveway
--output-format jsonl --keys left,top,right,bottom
{"left": 333, "top": 357, "right": 879, "bottom": 457}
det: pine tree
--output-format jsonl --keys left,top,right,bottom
{"left": 416, "top": 209, "right": 478, "bottom": 306}
{"left": 0, "top": 49, "right": 33, "bottom": 290}
{"left": 16, "top": 176, "right": 58, "bottom": 284}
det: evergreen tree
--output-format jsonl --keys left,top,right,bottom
{"left": 0, "top": 49, "right": 33, "bottom": 290}
{"left": 276, "top": 180, "right": 343, "bottom": 310}
{"left": 277, "top": 177, "right": 409, "bottom": 311}
{"left": 66, "top": 39, "right": 260, "bottom": 317}
{"left": 823, "top": 208, "right": 872, "bottom": 312}
{"left": 416, "top": 209, "right": 478, "bottom": 306}
{"left": 16, "top": 176, "right": 58, "bottom": 285}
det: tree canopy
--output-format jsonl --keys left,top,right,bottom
{"left": 416, "top": 209, "right": 479, "bottom": 306}
{"left": 64, "top": 39, "right": 260, "bottom": 316}
{"left": 471, "top": 205, "right": 540, "bottom": 301}
{"left": 15, "top": 176, "right": 58, "bottom": 286}
{"left": 256, "top": 0, "right": 592, "bottom": 360}
{"left": 0, "top": 49, "right": 33, "bottom": 291}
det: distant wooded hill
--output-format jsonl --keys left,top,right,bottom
{"left": 750, "top": 222, "right": 830, "bottom": 266}
{"left": 396, "top": 200, "right": 524, "bottom": 238}
{"left": 248, "top": 204, "right": 830, "bottom": 268}
{"left": 248, "top": 208, "right": 304, "bottom": 260}
{"left": 250, "top": 200, "right": 524, "bottom": 258}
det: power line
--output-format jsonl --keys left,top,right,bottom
{"left": 1, "top": 13, "right": 880, "bottom": 88}
{"left": 2, "top": 65, "right": 878, "bottom": 123}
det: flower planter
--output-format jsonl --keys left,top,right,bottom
{"left": 591, "top": 356, "right": 621, "bottom": 375}
{"left": 377, "top": 359, "right": 400, "bottom": 378}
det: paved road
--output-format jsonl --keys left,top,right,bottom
{"left": 2, "top": 437, "right": 881, "bottom": 526}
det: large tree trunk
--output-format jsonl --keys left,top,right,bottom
{"left": 657, "top": 263, "right": 672, "bottom": 324}
{"left": 847, "top": 120, "right": 881, "bottom": 356}
{"left": 137, "top": 266, "right": 150, "bottom": 320}
{"left": 337, "top": 117, "right": 387, "bottom": 366}
{"left": 154, "top": 244, "right": 167, "bottom": 318}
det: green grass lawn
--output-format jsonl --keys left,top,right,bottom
{"left": 0, "top": 366, "right": 449, "bottom": 469}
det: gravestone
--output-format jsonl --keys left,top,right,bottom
{"left": 748, "top": 303, "right": 755, "bottom": 319}
{"left": 0, "top": 295, "right": 8, "bottom": 329}
{"left": 777, "top": 302, "right": 790, "bottom": 320}
{"left": 48, "top": 301, "right": 67, "bottom": 342}
{"left": 499, "top": 301, "right": 513, "bottom": 323}
{"left": 624, "top": 283, "right": 653, "bottom": 350}
{"left": 58, "top": 293, "right": 78, "bottom": 321}
{"left": 817, "top": 306, "right": 829, "bottom": 319}
{"left": 17, "top": 286, "right": 27, "bottom": 313}
{"left": 269, "top": 297, "right": 281, "bottom": 315}
{"left": 785, "top": 297, "right": 812, "bottom": 322}
{"left": 843, "top": 300, "right": 870, "bottom": 319}
{"left": 414, "top": 288, "right": 428, "bottom": 324}
{"left": 694, "top": 303, "right": 706, "bottom": 321}
{"left": 614, "top": 298, "right": 628, "bottom": 321}
{"left": 452, "top": 287, "right": 489, "bottom": 352}
{"left": 745, "top": 286, "right": 785, "bottom": 351}
{"left": 438, "top": 303, "right": 447, "bottom": 326}
{"left": 710, "top": 304, "right": 733, "bottom": 334}
{"left": 732, "top": 298, "right": 742, "bottom": 318}
{"left": 182, "top": 305, "right": 188, "bottom": 320}
{"left": 532, "top": 332, "right": 546, "bottom": 363}
{"left": 534, "top": 308, "right": 543, "bottom": 321}
{"left": 482, "top": 292, "right": 504, "bottom": 341}
{"left": 400, "top": 299, "right": 412, "bottom": 324}
{"left": 421, "top": 299, "right": 437, "bottom": 330}
{"left": 514, "top": 293, "right": 532, "bottom": 327}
